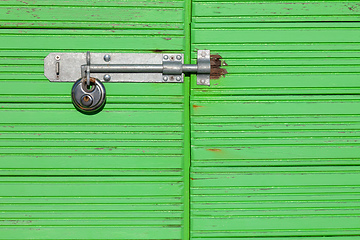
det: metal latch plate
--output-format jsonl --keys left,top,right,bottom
{"left": 44, "top": 52, "right": 184, "bottom": 83}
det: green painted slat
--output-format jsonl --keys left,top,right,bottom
{"left": 193, "top": 130, "right": 360, "bottom": 138}
{"left": 0, "top": 124, "right": 183, "bottom": 132}
{"left": 0, "top": 219, "right": 182, "bottom": 226}
{"left": 0, "top": 96, "right": 184, "bottom": 103}
{"left": 192, "top": 43, "right": 360, "bottom": 51}
{"left": 0, "top": 109, "right": 183, "bottom": 124}
{"left": 193, "top": 1, "right": 359, "bottom": 22}
{"left": 0, "top": 177, "right": 183, "bottom": 195}
{"left": 193, "top": 138, "right": 360, "bottom": 146}
{"left": 0, "top": 22, "right": 184, "bottom": 30}
{"left": 0, "top": 29, "right": 184, "bottom": 36}
{"left": 191, "top": 100, "right": 360, "bottom": 116}
{"left": 191, "top": 74, "right": 360, "bottom": 95}
{"left": 0, "top": 147, "right": 183, "bottom": 155}
{"left": 1, "top": 35, "right": 184, "bottom": 50}
{"left": 192, "top": 146, "right": 360, "bottom": 160}
{"left": 0, "top": 140, "right": 183, "bottom": 147}
{"left": 224, "top": 58, "right": 360, "bottom": 66}
{"left": 0, "top": 50, "right": 181, "bottom": 57}
{"left": 0, "top": 204, "right": 183, "bottom": 211}
{"left": 0, "top": 196, "right": 183, "bottom": 204}
{"left": 212, "top": 66, "right": 359, "bottom": 74}
{"left": 0, "top": 211, "right": 182, "bottom": 218}
{"left": 193, "top": 27, "right": 360, "bottom": 44}
{"left": 0, "top": 81, "right": 183, "bottom": 95}
{"left": 0, "top": 132, "right": 183, "bottom": 140}
{"left": 192, "top": 115, "right": 360, "bottom": 124}
{"left": 193, "top": 123, "right": 360, "bottom": 131}
{"left": 0, "top": 6, "right": 184, "bottom": 24}
{"left": 194, "top": 22, "right": 360, "bottom": 29}
{"left": 0, "top": 227, "right": 181, "bottom": 239}
{"left": 0, "top": 103, "right": 183, "bottom": 109}
{"left": 0, "top": 0, "right": 184, "bottom": 6}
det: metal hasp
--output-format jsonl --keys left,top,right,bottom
{"left": 44, "top": 50, "right": 211, "bottom": 86}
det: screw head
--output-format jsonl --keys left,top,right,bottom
{"left": 103, "top": 74, "right": 111, "bottom": 81}
{"left": 176, "top": 55, "right": 182, "bottom": 60}
{"left": 104, "top": 54, "right": 111, "bottom": 62}
{"left": 55, "top": 55, "right": 61, "bottom": 61}
{"left": 201, "top": 52, "right": 207, "bottom": 57}
{"left": 163, "top": 76, "right": 168, "bottom": 81}
{"left": 176, "top": 76, "right": 181, "bottom": 81}
{"left": 163, "top": 55, "right": 169, "bottom": 60}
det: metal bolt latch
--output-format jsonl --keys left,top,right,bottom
{"left": 44, "top": 50, "right": 211, "bottom": 114}
{"left": 44, "top": 50, "right": 211, "bottom": 86}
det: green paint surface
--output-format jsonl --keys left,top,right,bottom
{"left": 190, "top": 0, "right": 360, "bottom": 239}
{"left": 0, "top": 0, "right": 187, "bottom": 239}
{"left": 1, "top": 0, "right": 360, "bottom": 239}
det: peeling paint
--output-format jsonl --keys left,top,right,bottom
{"left": 207, "top": 148, "right": 222, "bottom": 152}
{"left": 192, "top": 105, "right": 204, "bottom": 109}
{"left": 210, "top": 54, "right": 228, "bottom": 79}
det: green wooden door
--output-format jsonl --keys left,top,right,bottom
{"left": 1, "top": 0, "right": 360, "bottom": 240}
{"left": 190, "top": 1, "right": 360, "bottom": 239}
{"left": 0, "top": 0, "right": 190, "bottom": 239}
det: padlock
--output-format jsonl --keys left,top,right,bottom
{"left": 71, "top": 77, "right": 106, "bottom": 114}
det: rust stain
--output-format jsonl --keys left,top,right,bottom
{"left": 192, "top": 104, "right": 204, "bottom": 109}
{"left": 210, "top": 54, "right": 228, "bottom": 79}
{"left": 207, "top": 148, "right": 222, "bottom": 152}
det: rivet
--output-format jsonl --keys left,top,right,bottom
{"left": 55, "top": 55, "right": 61, "bottom": 61}
{"left": 103, "top": 74, "right": 111, "bottom": 81}
{"left": 200, "top": 79, "right": 205, "bottom": 83}
{"left": 104, "top": 54, "right": 111, "bottom": 62}
{"left": 176, "top": 55, "right": 182, "bottom": 60}
{"left": 201, "top": 52, "right": 206, "bottom": 57}
{"left": 163, "top": 55, "right": 169, "bottom": 60}
{"left": 163, "top": 76, "right": 168, "bottom": 81}
{"left": 176, "top": 76, "right": 181, "bottom": 81}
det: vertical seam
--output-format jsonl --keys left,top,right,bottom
{"left": 183, "top": 0, "right": 192, "bottom": 239}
